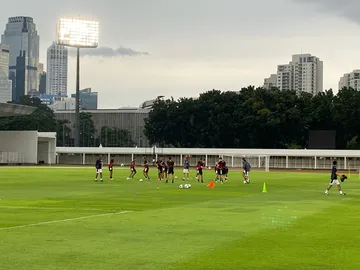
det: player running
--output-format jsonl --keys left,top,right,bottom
{"left": 183, "top": 156, "right": 190, "bottom": 181}
{"left": 166, "top": 157, "right": 175, "bottom": 183}
{"left": 242, "top": 158, "right": 251, "bottom": 184}
{"left": 128, "top": 159, "right": 137, "bottom": 179}
{"left": 108, "top": 158, "right": 114, "bottom": 181}
{"left": 95, "top": 156, "right": 103, "bottom": 182}
{"left": 143, "top": 160, "right": 150, "bottom": 180}
{"left": 325, "top": 160, "right": 346, "bottom": 196}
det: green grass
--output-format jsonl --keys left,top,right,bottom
{"left": 0, "top": 167, "right": 359, "bottom": 270}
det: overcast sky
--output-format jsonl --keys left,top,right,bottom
{"left": 1, "top": 0, "right": 360, "bottom": 108}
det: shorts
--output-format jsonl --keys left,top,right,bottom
{"left": 158, "top": 168, "right": 162, "bottom": 174}
{"left": 108, "top": 167, "right": 113, "bottom": 171}
{"left": 131, "top": 168, "right": 137, "bottom": 173}
{"left": 183, "top": 169, "right": 189, "bottom": 174}
{"left": 197, "top": 168, "right": 203, "bottom": 175}
{"left": 217, "top": 169, "right": 222, "bottom": 175}
{"left": 96, "top": 169, "right": 102, "bottom": 173}
{"left": 143, "top": 168, "right": 149, "bottom": 173}
{"left": 168, "top": 168, "right": 174, "bottom": 174}
{"left": 330, "top": 178, "right": 340, "bottom": 185}
{"left": 243, "top": 170, "right": 249, "bottom": 177}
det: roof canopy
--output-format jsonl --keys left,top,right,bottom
{"left": 0, "top": 103, "right": 36, "bottom": 117}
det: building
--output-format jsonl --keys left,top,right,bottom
{"left": 263, "top": 74, "right": 277, "bottom": 89}
{"left": 275, "top": 54, "right": 323, "bottom": 95}
{"left": 46, "top": 42, "right": 68, "bottom": 95}
{"left": 38, "top": 93, "right": 67, "bottom": 105}
{"left": 49, "top": 98, "right": 75, "bottom": 111}
{"left": 1, "top": 16, "right": 40, "bottom": 93}
{"left": 13, "top": 51, "right": 26, "bottom": 102}
{"left": 71, "top": 88, "right": 98, "bottom": 109}
{"left": 39, "top": 71, "right": 46, "bottom": 94}
{"left": 55, "top": 108, "right": 150, "bottom": 147}
{"left": 0, "top": 44, "right": 11, "bottom": 102}
{"left": 338, "top": 70, "right": 360, "bottom": 91}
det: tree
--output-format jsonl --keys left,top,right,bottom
{"left": 79, "top": 112, "right": 96, "bottom": 147}
{"left": 97, "top": 126, "right": 134, "bottom": 147}
{"left": 56, "top": 119, "right": 72, "bottom": 146}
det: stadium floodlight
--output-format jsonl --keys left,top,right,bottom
{"left": 57, "top": 18, "right": 99, "bottom": 147}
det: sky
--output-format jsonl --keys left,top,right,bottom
{"left": 2, "top": 0, "right": 360, "bottom": 108}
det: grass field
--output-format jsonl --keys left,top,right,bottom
{"left": 0, "top": 167, "right": 360, "bottom": 270}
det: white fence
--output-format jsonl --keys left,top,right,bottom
{"left": 55, "top": 147, "right": 360, "bottom": 170}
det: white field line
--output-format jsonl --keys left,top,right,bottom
{"left": 0, "top": 210, "right": 132, "bottom": 231}
{"left": 0, "top": 206, "right": 109, "bottom": 211}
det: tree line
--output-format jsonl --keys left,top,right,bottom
{"left": 144, "top": 87, "right": 360, "bottom": 149}
{"left": 0, "top": 96, "right": 134, "bottom": 147}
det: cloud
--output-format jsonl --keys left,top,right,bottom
{"left": 69, "top": 46, "right": 150, "bottom": 57}
{"left": 293, "top": 0, "right": 360, "bottom": 25}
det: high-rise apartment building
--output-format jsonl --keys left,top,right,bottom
{"left": 46, "top": 42, "right": 68, "bottom": 96}
{"left": 263, "top": 74, "right": 277, "bottom": 89}
{"left": 1, "top": 16, "right": 40, "bottom": 93}
{"left": 0, "top": 43, "right": 11, "bottom": 102}
{"left": 338, "top": 70, "right": 360, "bottom": 91}
{"left": 276, "top": 54, "right": 323, "bottom": 95}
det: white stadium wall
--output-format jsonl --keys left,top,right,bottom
{"left": 0, "top": 131, "right": 38, "bottom": 163}
{"left": 56, "top": 147, "right": 360, "bottom": 170}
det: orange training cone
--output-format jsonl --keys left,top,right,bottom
{"left": 207, "top": 181, "right": 215, "bottom": 188}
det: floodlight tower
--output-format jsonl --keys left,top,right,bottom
{"left": 57, "top": 18, "right": 99, "bottom": 147}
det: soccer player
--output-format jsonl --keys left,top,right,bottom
{"left": 196, "top": 160, "right": 204, "bottom": 183}
{"left": 108, "top": 158, "right": 114, "bottom": 181}
{"left": 166, "top": 157, "right": 175, "bottom": 183}
{"left": 223, "top": 160, "right": 229, "bottom": 181}
{"left": 325, "top": 160, "right": 346, "bottom": 196}
{"left": 162, "top": 160, "right": 168, "bottom": 180}
{"left": 217, "top": 158, "right": 224, "bottom": 183}
{"left": 214, "top": 162, "right": 219, "bottom": 182}
{"left": 183, "top": 156, "right": 190, "bottom": 181}
{"left": 128, "top": 158, "right": 137, "bottom": 179}
{"left": 156, "top": 157, "right": 163, "bottom": 181}
{"left": 143, "top": 160, "right": 150, "bottom": 180}
{"left": 95, "top": 156, "right": 103, "bottom": 182}
{"left": 242, "top": 158, "right": 251, "bottom": 184}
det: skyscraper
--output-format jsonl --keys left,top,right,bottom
{"left": 13, "top": 51, "right": 26, "bottom": 102}
{"left": 338, "top": 70, "right": 360, "bottom": 91}
{"left": 275, "top": 54, "right": 323, "bottom": 95}
{"left": 0, "top": 43, "right": 11, "bottom": 102}
{"left": 1, "top": 16, "right": 40, "bottom": 93}
{"left": 46, "top": 42, "right": 68, "bottom": 96}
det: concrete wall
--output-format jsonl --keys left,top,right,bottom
{"left": 0, "top": 131, "right": 38, "bottom": 163}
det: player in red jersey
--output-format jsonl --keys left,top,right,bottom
{"left": 108, "top": 158, "right": 114, "bottom": 181}
{"left": 217, "top": 158, "right": 224, "bottom": 183}
{"left": 196, "top": 159, "right": 205, "bottom": 183}
{"left": 143, "top": 160, "right": 150, "bottom": 180}
{"left": 128, "top": 159, "right": 137, "bottom": 179}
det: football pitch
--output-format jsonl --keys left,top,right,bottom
{"left": 0, "top": 167, "right": 360, "bottom": 270}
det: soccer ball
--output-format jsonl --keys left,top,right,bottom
{"left": 121, "top": 163, "right": 124, "bottom": 167}
{"left": 184, "top": 184, "right": 190, "bottom": 189}
{"left": 179, "top": 184, "right": 184, "bottom": 189}
{"left": 243, "top": 180, "right": 247, "bottom": 184}
{"left": 139, "top": 179, "right": 143, "bottom": 182}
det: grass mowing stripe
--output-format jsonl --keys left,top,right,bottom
{"left": 0, "top": 210, "right": 132, "bottom": 231}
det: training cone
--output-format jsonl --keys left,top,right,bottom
{"left": 207, "top": 181, "right": 215, "bottom": 188}
{"left": 262, "top": 182, "right": 267, "bottom": 193}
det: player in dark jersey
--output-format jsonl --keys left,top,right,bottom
{"left": 183, "top": 156, "right": 190, "bottom": 181}
{"left": 325, "top": 160, "right": 346, "bottom": 196}
{"left": 242, "top": 158, "right": 251, "bottom": 184}
{"left": 222, "top": 160, "right": 228, "bottom": 181}
{"left": 128, "top": 159, "right": 137, "bottom": 179}
{"left": 156, "top": 157, "right": 163, "bottom": 181}
{"left": 196, "top": 159, "right": 204, "bottom": 183}
{"left": 143, "top": 160, "right": 150, "bottom": 180}
{"left": 161, "top": 160, "right": 167, "bottom": 180}
{"left": 166, "top": 157, "right": 175, "bottom": 183}
{"left": 217, "top": 158, "right": 224, "bottom": 183}
{"left": 95, "top": 156, "right": 103, "bottom": 182}
{"left": 108, "top": 158, "right": 114, "bottom": 181}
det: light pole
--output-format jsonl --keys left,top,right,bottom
{"left": 57, "top": 18, "right": 99, "bottom": 147}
